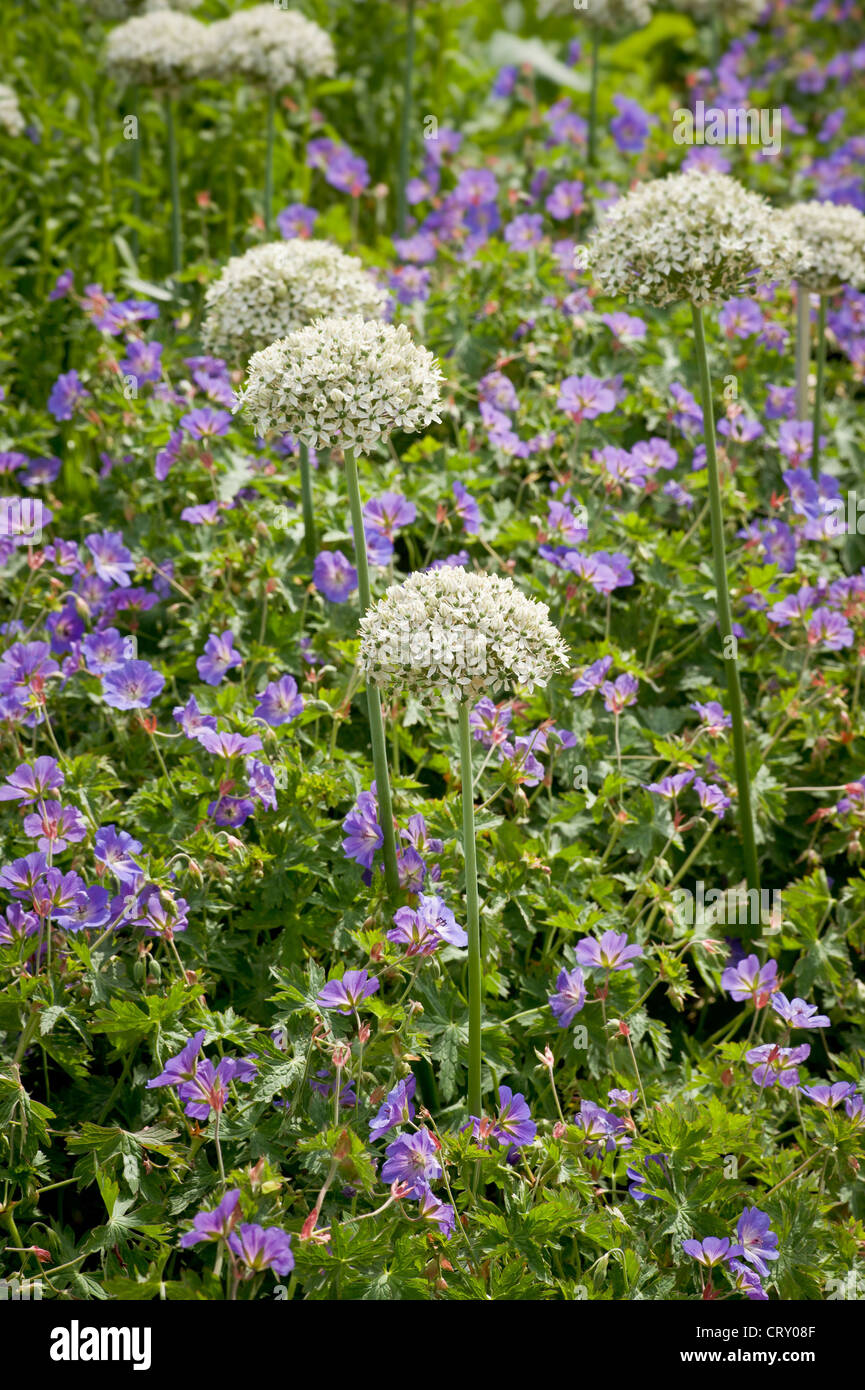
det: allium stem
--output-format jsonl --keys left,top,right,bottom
{"left": 587, "top": 31, "right": 601, "bottom": 167}
{"left": 264, "top": 87, "right": 276, "bottom": 238}
{"left": 795, "top": 284, "right": 810, "bottom": 422}
{"left": 811, "top": 293, "right": 827, "bottom": 481}
{"left": 343, "top": 448, "right": 400, "bottom": 897}
{"left": 396, "top": 0, "right": 416, "bottom": 238}
{"left": 458, "top": 701, "right": 482, "bottom": 1120}
{"left": 163, "top": 94, "right": 182, "bottom": 275}
{"left": 691, "top": 304, "right": 761, "bottom": 908}
{"left": 298, "top": 440, "right": 316, "bottom": 558}
{"left": 131, "top": 86, "right": 141, "bottom": 262}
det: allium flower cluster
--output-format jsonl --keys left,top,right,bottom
{"left": 202, "top": 241, "right": 387, "bottom": 363}
{"left": 668, "top": 0, "right": 763, "bottom": 18}
{"left": 201, "top": 5, "right": 335, "bottom": 89}
{"left": 103, "top": 11, "right": 208, "bottom": 87}
{"left": 586, "top": 172, "right": 807, "bottom": 307}
{"left": 238, "top": 317, "right": 444, "bottom": 452}
{"left": 582, "top": 0, "right": 654, "bottom": 28}
{"left": 779, "top": 201, "right": 865, "bottom": 292}
{"left": 0, "top": 84, "right": 24, "bottom": 136}
{"left": 358, "top": 568, "right": 569, "bottom": 704}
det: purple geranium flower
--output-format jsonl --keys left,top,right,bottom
{"left": 277, "top": 202, "right": 317, "bottom": 239}
{"left": 557, "top": 374, "right": 616, "bottom": 423}
{"left": 101, "top": 660, "right": 165, "bottom": 710}
{"left": 22, "top": 802, "right": 87, "bottom": 853}
{"left": 720, "top": 953, "right": 778, "bottom": 1002}
{"left": 735, "top": 1207, "right": 779, "bottom": 1279}
{"left": 416, "top": 1185, "right": 455, "bottom": 1237}
{"left": 693, "top": 777, "right": 732, "bottom": 819}
{"left": 85, "top": 531, "right": 135, "bottom": 588}
{"left": 770, "top": 993, "right": 830, "bottom": 1029}
{"left": 195, "top": 729, "right": 263, "bottom": 759}
{"left": 575, "top": 930, "right": 642, "bottom": 972}
{"left": 181, "top": 407, "right": 231, "bottom": 440}
{"left": 691, "top": 700, "right": 731, "bottom": 734}
{"left": 388, "top": 894, "right": 467, "bottom": 955}
{"left": 342, "top": 790, "right": 382, "bottom": 870}
{"left": 228, "top": 1224, "right": 294, "bottom": 1277}
{"left": 571, "top": 655, "right": 613, "bottom": 697}
{"left": 180, "top": 1188, "right": 241, "bottom": 1248}
{"left": 800, "top": 1081, "right": 857, "bottom": 1108}
{"left": 381, "top": 1127, "right": 442, "bottom": 1196}
{"left": 196, "top": 631, "right": 242, "bottom": 686}
{"left": 316, "top": 969, "right": 380, "bottom": 1013}
{"left": 147, "top": 1029, "right": 207, "bottom": 1089}
{"left": 601, "top": 674, "right": 639, "bottom": 713}
{"left": 313, "top": 550, "right": 357, "bottom": 604}
{"left": 48, "top": 370, "right": 90, "bottom": 421}
{"left": 93, "top": 825, "right": 143, "bottom": 884}
{"left": 369, "top": 1075, "right": 417, "bottom": 1142}
{"left": 682, "top": 1236, "right": 741, "bottom": 1268}
{"left": 173, "top": 695, "right": 218, "bottom": 738}
{"left": 549, "top": 965, "right": 586, "bottom": 1027}
{"left": 746, "top": 1042, "right": 810, "bottom": 1088}
{"left": 0, "top": 757, "right": 63, "bottom": 804}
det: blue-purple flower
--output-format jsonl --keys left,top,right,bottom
{"left": 316, "top": 969, "right": 380, "bottom": 1013}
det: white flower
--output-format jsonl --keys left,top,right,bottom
{"left": 78, "top": 0, "right": 200, "bottom": 16}
{"left": 778, "top": 200, "right": 865, "bottom": 293}
{"left": 582, "top": 0, "right": 654, "bottom": 29}
{"left": 199, "top": 5, "right": 335, "bottom": 88}
{"left": 202, "top": 240, "right": 388, "bottom": 363}
{"left": 585, "top": 171, "right": 808, "bottom": 307}
{"left": 359, "top": 568, "right": 570, "bottom": 704}
{"left": 80, "top": 0, "right": 201, "bottom": 15}
{"left": 237, "top": 316, "right": 445, "bottom": 452}
{"left": 667, "top": 0, "right": 763, "bottom": 19}
{"left": 0, "top": 84, "right": 24, "bottom": 137}
{"left": 103, "top": 10, "right": 208, "bottom": 87}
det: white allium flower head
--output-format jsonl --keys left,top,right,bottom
{"left": 778, "top": 201, "right": 865, "bottom": 293}
{"left": 0, "top": 84, "right": 25, "bottom": 137}
{"left": 202, "top": 240, "right": 388, "bottom": 363}
{"left": 200, "top": 5, "right": 335, "bottom": 88}
{"left": 666, "top": 0, "right": 763, "bottom": 20}
{"left": 585, "top": 170, "right": 808, "bottom": 307}
{"left": 81, "top": 1, "right": 201, "bottom": 16}
{"left": 583, "top": 0, "right": 654, "bottom": 29}
{"left": 237, "top": 316, "right": 445, "bottom": 451}
{"left": 104, "top": 10, "right": 208, "bottom": 87}
{"left": 359, "top": 568, "right": 570, "bottom": 704}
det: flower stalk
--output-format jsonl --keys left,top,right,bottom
{"left": 264, "top": 87, "right": 276, "bottom": 239}
{"left": 795, "top": 284, "right": 810, "bottom": 421}
{"left": 396, "top": 0, "right": 416, "bottom": 238}
{"left": 587, "top": 31, "right": 601, "bottom": 166}
{"left": 343, "top": 447, "right": 400, "bottom": 897}
{"left": 458, "top": 701, "right": 482, "bottom": 1120}
{"left": 691, "top": 303, "right": 760, "bottom": 903}
{"left": 298, "top": 440, "right": 316, "bottom": 558}
{"left": 163, "top": 94, "right": 182, "bottom": 275}
{"left": 811, "top": 293, "right": 827, "bottom": 480}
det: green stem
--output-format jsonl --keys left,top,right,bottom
{"left": 163, "top": 94, "right": 182, "bottom": 275}
{"left": 265, "top": 87, "right": 276, "bottom": 238}
{"left": 459, "top": 701, "right": 482, "bottom": 1120}
{"left": 299, "top": 441, "right": 316, "bottom": 558}
{"left": 795, "top": 284, "right": 810, "bottom": 422}
{"left": 343, "top": 449, "right": 399, "bottom": 898}
{"left": 691, "top": 304, "right": 760, "bottom": 904}
{"left": 811, "top": 293, "right": 827, "bottom": 481}
{"left": 587, "top": 31, "right": 600, "bottom": 167}
{"left": 131, "top": 86, "right": 141, "bottom": 262}
{"left": 396, "top": 0, "right": 416, "bottom": 238}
